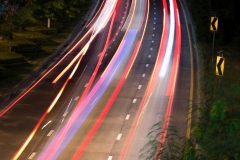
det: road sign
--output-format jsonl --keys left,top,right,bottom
{"left": 210, "top": 16, "right": 218, "bottom": 31}
{"left": 216, "top": 56, "right": 225, "bottom": 76}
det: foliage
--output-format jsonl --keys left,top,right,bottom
{"left": 32, "top": 0, "right": 86, "bottom": 21}
{"left": 139, "top": 118, "right": 196, "bottom": 160}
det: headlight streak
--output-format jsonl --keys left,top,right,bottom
{"left": 159, "top": 0, "right": 175, "bottom": 78}
{"left": 71, "top": 2, "right": 149, "bottom": 156}
{"left": 118, "top": 0, "right": 169, "bottom": 159}
{"left": 0, "top": 0, "right": 115, "bottom": 117}
{"left": 52, "top": 0, "right": 117, "bottom": 84}
{"left": 85, "top": 0, "right": 106, "bottom": 28}
{"left": 160, "top": 0, "right": 181, "bottom": 147}
{"left": 37, "top": 30, "right": 138, "bottom": 160}
{"left": 77, "top": 11, "right": 116, "bottom": 105}
{"left": 11, "top": 57, "right": 83, "bottom": 160}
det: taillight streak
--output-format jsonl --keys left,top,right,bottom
{"left": 118, "top": 0, "right": 169, "bottom": 159}
{"left": 11, "top": 57, "right": 84, "bottom": 160}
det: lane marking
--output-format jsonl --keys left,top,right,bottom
{"left": 138, "top": 85, "right": 142, "bottom": 89}
{"left": 132, "top": 99, "right": 137, "bottom": 103}
{"left": 146, "top": 64, "right": 149, "bottom": 67}
{"left": 41, "top": 121, "right": 51, "bottom": 129}
{"left": 116, "top": 133, "right": 122, "bottom": 140}
{"left": 84, "top": 83, "right": 88, "bottom": 87}
{"left": 125, "top": 114, "right": 130, "bottom": 120}
{"left": 47, "top": 130, "right": 54, "bottom": 137}
{"left": 179, "top": 0, "right": 194, "bottom": 139}
{"left": 108, "top": 156, "right": 113, "bottom": 160}
{"left": 148, "top": 55, "right": 151, "bottom": 58}
{"left": 74, "top": 96, "right": 79, "bottom": 101}
{"left": 63, "top": 111, "right": 68, "bottom": 117}
{"left": 142, "top": 74, "right": 145, "bottom": 77}
{"left": 28, "top": 152, "right": 36, "bottom": 159}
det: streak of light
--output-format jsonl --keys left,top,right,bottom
{"left": 11, "top": 57, "right": 85, "bottom": 160}
{"left": 159, "top": 0, "right": 175, "bottom": 78}
{"left": 118, "top": 0, "right": 169, "bottom": 159}
{"left": 78, "top": 11, "right": 116, "bottom": 104}
{"left": 72, "top": 42, "right": 144, "bottom": 160}
{"left": 85, "top": 0, "right": 106, "bottom": 28}
{"left": 38, "top": 29, "right": 138, "bottom": 160}
{"left": 52, "top": 0, "right": 117, "bottom": 84}
{"left": 160, "top": 0, "right": 181, "bottom": 146}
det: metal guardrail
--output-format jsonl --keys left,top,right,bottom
{"left": 0, "top": 0, "right": 101, "bottom": 109}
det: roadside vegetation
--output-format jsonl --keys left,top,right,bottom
{"left": 141, "top": 0, "right": 240, "bottom": 159}
{"left": 0, "top": 0, "right": 91, "bottom": 99}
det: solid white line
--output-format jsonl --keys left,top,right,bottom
{"left": 47, "top": 130, "right": 54, "bottom": 137}
{"left": 142, "top": 74, "right": 145, "bottom": 77}
{"left": 28, "top": 152, "right": 36, "bottom": 159}
{"left": 132, "top": 99, "right": 137, "bottom": 103}
{"left": 116, "top": 133, "right": 122, "bottom": 140}
{"left": 108, "top": 156, "right": 113, "bottom": 160}
{"left": 126, "top": 114, "right": 130, "bottom": 120}
{"left": 138, "top": 85, "right": 142, "bottom": 89}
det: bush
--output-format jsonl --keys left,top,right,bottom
{"left": 12, "top": 44, "right": 42, "bottom": 54}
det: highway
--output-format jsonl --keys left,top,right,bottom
{"left": 0, "top": 0, "right": 198, "bottom": 159}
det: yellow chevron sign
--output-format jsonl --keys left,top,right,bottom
{"left": 216, "top": 56, "right": 225, "bottom": 76}
{"left": 210, "top": 16, "right": 218, "bottom": 31}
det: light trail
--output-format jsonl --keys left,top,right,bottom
{"left": 11, "top": 56, "right": 84, "bottom": 160}
{"left": 52, "top": 0, "right": 117, "bottom": 84}
{"left": 37, "top": 29, "right": 138, "bottom": 160}
{"left": 159, "top": 0, "right": 175, "bottom": 78}
{"left": 160, "top": 0, "right": 181, "bottom": 146}
{"left": 71, "top": 0, "right": 150, "bottom": 155}
{"left": 0, "top": 0, "right": 115, "bottom": 117}
{"left": 118, "top": 0, "right": 169, "bottom": 159}
{"left": 78, "top": 11, "right": 116, "bottom": 104}
{"left": 85, "top": 0, "right": 106, "bottom": 28}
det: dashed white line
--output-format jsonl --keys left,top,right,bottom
{"left": 108, "top": 156, "right": 113, "bottom": 160}
{"left": 63, "top": 111, "right": 68, "bottom": 117}
{"left": 47, "top": 130, "right": 54, "bottom": 137}
{"left": 126, "top": 114, "right": 130, "bottom": 120}
{"left": 116, "top": 133, "right": 122, "bottom": 140}
{"left": 74, "top": 96, "right": 79, "bottom": 101}
{"left": 132, "top": 99, "right": 137, "bottom": 103}
{"left": 138, "top": 85, "right": 142, "bottom": 89}
{"left": 146, "top": 64, "right": 149, "bottom": 67}
{"left": 142, "top": 74, "right": 146, "bottom": 77}
{"left": 148, "top": 55, "right": 151, "bottom": 58}
{"left": 28, "top": 152, "right": 36, "bottom": 160}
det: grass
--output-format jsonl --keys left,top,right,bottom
{"left": 0, "top": 2, "right": 91, "bottom": 99}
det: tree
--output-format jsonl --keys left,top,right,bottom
{"left": 31, "top": 0, "right": 85, "bottom": 27}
